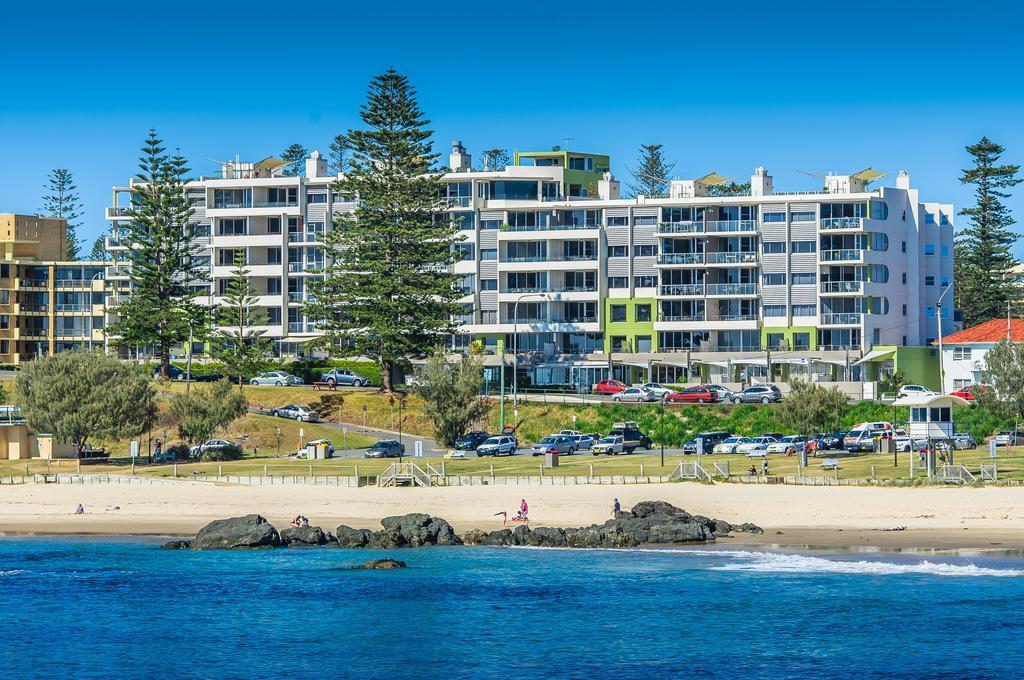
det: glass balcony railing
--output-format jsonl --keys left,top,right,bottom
{"left": 658, "top": 313, "right": 705, "bottom": 322}
{"left": 659, "top": 284, "right": 704, "bottom": 296}
{"left": 503, "top": 223, "right": 597, "bottom": 232}
{"left": 820, "top": 281, "right": 864, "bottom": 293}
{"left": 821, "top": 217, "right": 864, "bottom": 230}
{"left": 657, "top": 221, "right": 704, "bottom": 234}
{"left": 252, "top": 200, "right": 298, "bottom": 208}
{"left": 658, "top": 253, "right": 704, "bottom": 265}
{"left": 706, "top": 251, "right": 758, "bottom": 265}
{"left": 706, "top": 283, "right": 758, "bottom": 296}
{"left": 712, "top": 313, "right": 758, "bottom": 321}
{"left": 821, "top": 312, "right": 863, "bottom": 325}
{"left": 288, "top": 232, "right": 325, "bottom": 242}
{"left": 705, "top": 220, "right": 756, "bottom": 232}
{"left": 20, "top": 279, "right": 49, "bottom": 288}
{"left": 820, "top": 249, "right": 865, "bottom": 262}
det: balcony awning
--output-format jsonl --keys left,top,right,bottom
{"left": 852, "top": 167, "right": 886, "bottom": 183}
{"left": 691, "top": 358, "right": 730, "bottom": 368}
{"left": 653, "top": 357, "right": 691, "bottom": 368}
{"left": 254, "top": 156, "right": 287, "bottom": 169}
{"left": 696, "top": 172, "right": 733, "bottom": 187}
{"left": 812, "top": 357, "right": 851, "bottom": 367}
{"left": 853, "top": 349, "right": 895, "bottom": 365}
{"left": 615, "top": 359, "right": 651, "bottom": 369}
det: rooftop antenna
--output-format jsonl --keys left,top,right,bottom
{"left": 562, "top": 136, "right": 574, "bottom": 149}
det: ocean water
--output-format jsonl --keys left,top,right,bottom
{"left": 1, "top": 539, "right": 1023, "bottom": 679}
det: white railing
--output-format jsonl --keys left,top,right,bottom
{"left": 821, "top": 313, "right": 862, "bottom": 325}
{"left": 658, "top": 221, "right": 704, "bottom": 234}
{"left": 705, "top": 220, "right": 756, "bottom": 233}
{"left": 820, "top": 281, "right": 863, "bottom": 293}
{"left": 706, "top": 283, "right": 757, "bottom": 296}
{"left": 707, "top": 251, "right": 758, "bottom": 265}
{"left": 659, "top": 284, "right": 704, "bottom": 296}
{"left": 658, "top": 253, "right": 704, "bottom": 265}
{"left": 820, "top": 249, "right": 864, "bottom": 262}
{"left": 821, "top": 217, "right": 864, "bottom": 230}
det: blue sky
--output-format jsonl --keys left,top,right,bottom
{"left": 2, "top": 0, "right": 1023, "bottom": 252}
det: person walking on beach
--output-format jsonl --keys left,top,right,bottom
{"left": 612, "top": 498, "right": 621, "bottom": 517}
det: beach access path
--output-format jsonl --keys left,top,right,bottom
{"left": 2, "top": 481, "right": 1024, "bottom": 549}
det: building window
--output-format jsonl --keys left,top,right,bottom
{"left": 608, "top": 277, "right": 627, "bottom": 288}
{"left": 762, "top": 212, "right": 786, "bottom": 223}
{"left": 267, "top": 247, "right": 282, "bottom": 265}
{"left": 307, "top": 192, "right": 327, "bottom": 204}
{"left": 634, "top": 215, "right": 657, "bottom": 226}
{"left": 267, "top": 278, "right": 281, "bottom": 294}
{"left": 902, "top": 304, "right": 907, "bottom": 316}
{"left": 953, "top": 346, "right": 972, "bottom": 361}
{"left": 607, "top": 216, "right": 628, "bottom": 227}
{"left": 610, "top": 336, "right": 626, "bottom": 352}
{"left": 873, "top": 328, "right": 881, "bottom": 346}
{"left": 455, "top": 244, "right": 474, "bottom": 261}
{"left": 790, "top": 211, "right": 815, "bottom": 222}
{"left": 610, "top": 305, "right": 627, "bottom": 323}
{"left": 607, "top": 245, "right": 627, "bottom": 257}
{"left": 218, "top": 218, "right": 246, "bottom": 236}
{"left": 763, "top": 305, "right": 786, "bottom": 317}
{"left": 480, "top": 220, "right": 500, "bottom": 230}
{"left": 634, "top": 275, "right": 657, "bottom": 288}
{"left": 902, "top": 241, "right": 907, "bottom": 253}
{"left": 267, "top": 308, "right": 281, "bottom": 324}
{"left": 267, "top": 217, "right": 281, "bottom": 234}
{"left": 792, "top": 333, "right": 810, "bottom": 350}
{"left": 793, "top": 305, "right": 816, "bottom": 317}
{"left": 762, "top": 242, "right": 786, "bottom": 254}
{"left": 791, "top": 273, "right": 816, "bottom": 285}
{"left": 902, "top": 272, "right": 907, "bottom": 284}
{"left": 925, "top": 276, "right": 935, "bottom": 286}
{"left": 924, "top": 244, "right": 935, "bottom": 255}
{"left": 941, "top": 245, "right": 949, "bottom": 257}
{"left": 635, "top": 304, "right": 651, "bottom": 322}
{"left": 925, "top": 212, "right": 935, "bottom": 224}
{"left": 762, "top": 273, "right": 785, "bottom": 286}
{"left": 481, "top": 279, "right": 497, "bottom": 291}
{"left": 480, "top": 248, "right": 497, "bottom": 261}
{"left": 633, "top": 245, "right": 657, "bottom": 257}
{"left": 791, "top": 241, "right": 816, "bottom": 253}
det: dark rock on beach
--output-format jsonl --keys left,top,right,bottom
{"left": 335, "top": 525, "right": 375, "bottom": 548}
{"left": 352, "top": 558, "right": 407, "bottom": 570}
{"left": 335, "top": 513, "right": 462, "bottom": 549}
{"left": 281, "top": 525, "right": 331, "bottom": 546}
{"left": 459, "top": 501, "right": 761, "bottom": 548}
{"left": 190, "top": 514, "right": 282, "bottom": 550}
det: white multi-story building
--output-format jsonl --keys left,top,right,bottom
{"left": 104, "top": 152, "right": 352, "bottom": 357}
{"left": 104, "top": 143, "right": 955, "bottom": 390}
{"left": 439, "top": 143, "right": 955, "bottom": 390}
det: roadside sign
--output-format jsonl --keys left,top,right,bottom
{"left": 130, "top": 440, "right": 139, "bottom": 458}
{"left": 415, "top": 441, "right": 423, "bottom": 457}
{"left": 990, "top": 439, "right": 997, "bottom": 459}
{"left": 696, "top": 438, "right": 704, "bottom": 456}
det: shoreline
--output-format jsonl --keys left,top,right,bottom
{"left": 3, "top": 481, "right": 1024, "bottom": 551}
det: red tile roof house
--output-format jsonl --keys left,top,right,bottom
{"left": 937, "top": 319, "right": 1024, "bottom": 393}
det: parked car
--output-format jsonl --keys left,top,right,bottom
{"left": 953, "top": 433, "right": 978, "bottom": 450}
{"left": 713, "top": 436, "right": 751, "bottom": 454}
{"left": 950, "top": 385, "right": 988, "bottom": 401}
{"left": 593, "top": 379, "right": 627, "bottom": 395}
{"left": 683, "top": 431, "right": 731, "bottom": 454}
{"left": 612, "top": 387, "right": 658, "bottom": 403}
{"left": 665, "top": 386, "right": 718, "bottom": 404}
{"left": 454, "top": 431, "right": 492, "bottom": 451}
{"left": 815, "top": 432, "right": 846, "bottom": 451}
{"left": 731, "top": 385, "right": 782, "bottom": 404}
{"left": 767, "top": 435, "right": 807, "bottom": 455}
{"left": 898, "top": 384, "right": 936, "bottom": 398}
{"left": 760, "top": 432, "right": 785, "bottom": 441}
{"left": 591, "top": 435, "right": 625, "bottom": 455}
{"left": 737, "top": 436, "right": 778, "bottom": 455}
{"left": 365, "top": 439, "right": 405, "bottom": 458}
{"left": 557, "top": 430, "right": 581, "bottom": 437}
{"left": 189, "top": 439, "right": 242, "bottom": 460}
{"left": 993, "top": 431, "right": 1024, "bottom": 447}
{"left": 844, "top": 428, "right": 887, "bottom": 453}
{"left": 892, "top": 429, "right": 928, "bottom": 453}
{"left": 608, "top": 421, "right": 652, "bottom": 452}
{"left": 320, "top": 368, "right": 370, "bottom": 387}
{"left": 153, "top": 365, "right": 189, "bottom": 381}
{"left": 639, "top": 383, "right": 673, "bottom": 399}
{"left": 569, "top": 434, "right": 596, "bottom": 451}
{"left": 530, "top": 436, "right": 577, "bottom": 456}
{"left": 270, "top": 404, "right": 321, "bottom": 422}
{"left": 476, "top": 435, "right": 517, "bottom": 457}
{"left": 704, "top": 384, "right": 736, "bottom": 401}
{"left": 250, "top": 371, "right": 303, "bottom": 386}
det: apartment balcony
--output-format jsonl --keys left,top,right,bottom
{"left": 820, "top": 249, "right": 865, "bottom": 263}
{"left": 54, "top": 304, "right": 91, "bottom": 313}
{"left": 107, "top": 266, "right": 130, "bottom": 279}
{"left": 499, "top": 255, "right": 598, "bottom": 271}
{"left": 19, "top": 304, "right": 48, "bottom": 314}
{"left": 820, "top": 217, "right": 864, "bottom": 230}
{"left": 287, "top": 322, "right": 318, "bottom": 334}
{"left": 21, "top": 329, "right": 49, "bottom": 340}
{"left": 657, "top": 253, "right": 704, "bottom": 266}
{"left": 443, "top": 196, "right": 472, "bottom": 209}
{"left": 252, "top": 200, "right": 298, "bottom": 209}
{"left": 105, "top": 237, "right": 128, "bottom": 250}
{"left": 287, "top": 231, "right": 325, "bottom": 243}
{"left": 706, "top": 283, "right": 758, "bottom": 296}
{"left": 19, "top": 279, "right": 49, "bottom": 289}
{"left": 105, "top": 207, "right": 132, "bottom": 220}
{"left": 54, "top": 279, "right": 94, "bottom": 289}
{"left": 658, "top": 284, "right": 704, "bottom": 297}
{"left": 215, "top": 232, "right": 282, "bottom": 248}
{"left": 705, "top": 220, "right": 756, "bottom": 234}
{"left": 821, "top": 312, "right": 863, "bottom": 326}
{"left": 499, "top": 224, "right": 600, "bottom": 240}
{"left": 820, "top": 281, "right": 864, "bottom": 295}
{"left": 706, "top": 251, "right": 758, "bottom": 266}
{"left": 286, "top": 261, "right": 324, "bottom": 273}
{"left": 658, "top": 313, "right": 705, "bottom": 322}
{"left": 657, "top": 221, "right": 704, "bottom": 235}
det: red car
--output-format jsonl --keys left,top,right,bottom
{"left": 950, "top": 385, "right": 988, "bottom": 401}
{"left": 665, "top": 386, "right": 717, "bottom": 403}
{"left": 593, "top": 379, "right": 627, "bottom": 395}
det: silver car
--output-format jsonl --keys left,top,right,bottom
{"left": 250, "top": 371, "right": 303, "bottom": 386}
{"left": 530, "top": 435, "right": 577, "bottom": 456}
{"left": 271, "top": 404, "right": 320, "bottom": 422}
{"left": 612, "top": 387, "right": 658, "bottom": 403}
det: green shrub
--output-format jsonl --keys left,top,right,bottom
{"left": 166, "top": 443, "right": 191, "bottom": 460}
{"left": 199, "top": 442, "right": 243, "bottom": 461}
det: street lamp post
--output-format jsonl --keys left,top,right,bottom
{"left": 935, "top": 282, "right": 955, "bottom": 394}
{"left": 511, "top": 292, "right": 550, "bottom": 420}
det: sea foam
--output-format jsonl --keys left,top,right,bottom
{"left": 684, "top": 550, "right": 1024, "bottom": 577}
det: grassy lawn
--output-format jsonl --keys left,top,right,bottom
{"left": 4, "top": 445, "right": 1023, "bottom": 482}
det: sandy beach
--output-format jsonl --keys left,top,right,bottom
{"left": 2, "top": 480, "right": 1024, "bottom": 550}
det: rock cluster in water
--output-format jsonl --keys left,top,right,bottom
{"left": 161, "top": 503, "right": 761, "bottom": 551}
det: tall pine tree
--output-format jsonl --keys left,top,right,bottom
{"left": 480, "top": 148, "right": 510, "bottom": 171}
{"left": 956, "top": 136, "right": 1021, "bottom": 327}
{"left": 628, "top": 144, "right": 674, "bottom": 198}
{"left": 213, "top": 251, "right": 272, "bottom": 389}
{"left": 112, "top": 130, "right": 208, "bottom": 379}
{"left": 42, "top": 168, "right": 83, "bottom": 259}
{"left": 304, "top": 70, "right": 460, "bottom": 392}
{"left": 281, "top": 143, "right": 308, "bottom": 176}
{"left": 328, "top": 134, "right": 349, "bottom": 175}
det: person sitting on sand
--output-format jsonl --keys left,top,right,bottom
{"left": 300, "top": 516, "right": 309, "bottom": 527}
{"left": 748, "top": 465, "right": 757, "bottom": 477}
{"left": 290, "top": 515, "right": 301, "bottom": 528}
{"left": 519, "top": 498, "right": 529, "bottom": 520}
{"left": 74, "top": 504, "right": 85, "bottom": 515}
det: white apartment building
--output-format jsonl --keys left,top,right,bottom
{"left": 104, "top": 143, "right": 955, "bottom": 391}
{"left": 104, "top": 152, "right": 351, "bottom": 357}
{"left": 440, "top": 143, "right": 955, "bottom": 391}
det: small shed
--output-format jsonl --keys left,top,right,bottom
{"left": 892, "top": 393, "right": 969, "bottom": 441}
